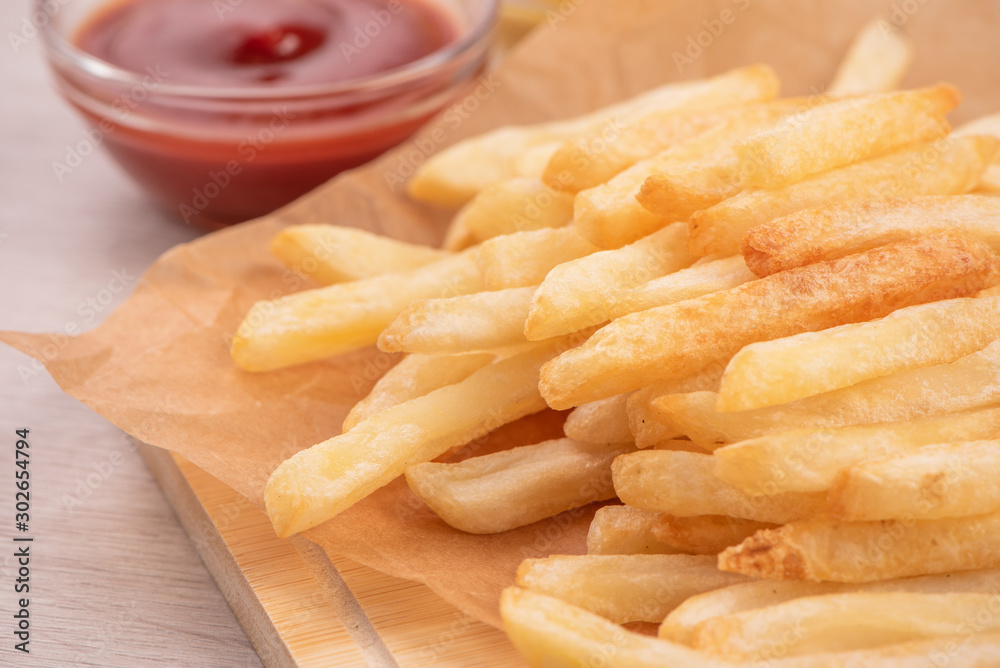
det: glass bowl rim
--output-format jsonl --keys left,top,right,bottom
{"left": 38, "top": 0, "right": 500, "bottom": 100}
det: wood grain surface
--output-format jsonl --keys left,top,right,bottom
{"left": 0, "top": 1, "right": 262, "bottom": 664}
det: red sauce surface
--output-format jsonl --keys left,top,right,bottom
{"left": 70, "top": 0, "right": 463, "bottom": 227}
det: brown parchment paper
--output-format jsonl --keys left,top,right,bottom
{"left": 5, "top": 0, "right": 1000, "bottom": 629}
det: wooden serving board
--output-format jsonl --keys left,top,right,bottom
{"left": 138, "top": 443, "right": 526, "bottom": 667}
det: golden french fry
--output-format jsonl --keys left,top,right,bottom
{"left": 982, "top": 284, "right": 1000, "bottom": 298}
{"left": 501, "top": 587, "right": 721, "bottom": 668}
{"left": 540, "top": 233, "right": 1000, "bottom": 409}
{"left": 613, "top": 450, "right": 824, "bottom": 523}
{"left": 660, "top": 569, "right": 1000, "bottom": 646}
{"left": 343, "top": 352, "right": 494, "bottom": 431}
{"left": 659, "top": 339, "right": 1000, "bottom": 447}
{"left": 689, "top": 135, "right": 998, "bottom": 256}
{"left": 627, "top": 370, "right": 725, "bottom": 448}
{"left": 717, "top": 296, "right": 1000, "bottom": 412}
{"left": 405, "top": 438, "right": 632, "bottom": 534}
{"left": 270, "top": 225, "right": 448, "bottom": 285}
{"left": 653, "top": 515, "right": 777, "bottom": 556}
{"left": 718, "top": 510, "right": 1000, "bottom": 582}
{"left": 408, "top": 66, "right": 780, "bottom": 208}
{"left": 743, "top": 195, "right": 1000, "bottom": 277}
{"left": 232, "top": 250, "right": 483, "bottom": 372}
{"left": 607, "top": 256, "right": 756, "bottom": 321}
{"left": 711, "top": 407, "right": 1000, "bottom": 494}
{"left": 587, "top": 505, "right": 676, "bottom": 555}
{"left": 826, "top": 18, "right": 915, "bottom": 96}
{"left": 694, "top": 592, "right": 1000, "bottom": 660}
{"left": 564, "top": 394, "right": 633, "bottom": 444}
{"left": 378, "top": 287, "right": 534, "bottom": 354}
{"left": 475, "top": 227, "right": 601, "bottom": 290}
{"left": 454, "top": 178, "right": 574, "bottom": 243}
{"left": 736, "top": 85, "right": 957, "bottom": 188}
{"left": 525, "top": 223, "right": 696, "bottom": 340}
{"left": 542, "top": 66, "right": 781, "bottom": 192}
{"left": 264, "top": 341, "right": 564, "bottom": 537}
{"left": 828, "top": 440, "right": 1000, "bottom": 521}
{"left": 574, "top": 101, "right": 805, "bottom": 249}
{"left": 516, "top": 554, "right": 749, "bottom": 624}
{"left": 634, "top": 164, "right": 741, "bottom": 222}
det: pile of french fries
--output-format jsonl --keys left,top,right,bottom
{"left": 234, "top": 20, "right": 1000, "bottom": 665}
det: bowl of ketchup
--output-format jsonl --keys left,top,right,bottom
{"left": 39, "top": 0, "right": 498, "bottom": 228}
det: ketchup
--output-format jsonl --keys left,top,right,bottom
{"left": 67, "top": 0, "right": 465, "bottom": 227}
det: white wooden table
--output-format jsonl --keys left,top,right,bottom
{"left": 0, "top": 1, "right": 265, "bottom": 664}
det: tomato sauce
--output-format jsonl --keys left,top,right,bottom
{"left": 70, "top": 0, "right": 463, "bottom": 227}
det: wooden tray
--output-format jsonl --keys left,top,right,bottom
{"left": 139, "top": 443, "right": 525, "bottom": 667}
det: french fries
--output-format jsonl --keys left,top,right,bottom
{"left": 626, "top": 371, "right": 724, "bottom": 448}
{"left": 743, "top": 195, "right": 1000, "bottom": 277}
{"left": 475, "top": 227, "right": 600, "bottom": 290}
{"left": 586, "top": 506, "right": 674, "bottom": 555}
{"left": 265, "top": 341, "right": 563, "bottom": 536}
{"left": 828, "top": 440, "right": 1000, "bottom": 521}
{"left": 525, "top": 223, "right": 696, "bottom": 340}
{"left": 405, "top": 438, "right": 632, "bottom": 534}
{"left": 270, "top": 225, "right": 449, "bottom": 284}
{"left": 826, "top": 19, "right": 915, "bottom": 96}
{"left": 711, "top": 406, "right": 1000, "bottom": 493}
{"left": 656, "top": 338, "right": 1000, "bottom": 447}
{"left": 540, "top": 233, "right": 1000, "bottom": 409}
{"left": 453, "top": 178, "right": 574, "bottom": 243}
{"left": 343, "top": 352, "right": 494, "bottom": 431}
{"left": 661, "top": 568, "right": 1000, "bottom": 645}
{"left": 719, "top": 511, "right": 1000, "bottom": 582}
{"left": 694, "top": 592, "right": 1000, "bottom": 659}
{"left": 408, "top": 65, "right": 780, "bottom": 208}
{"left": 232, "top": 250, "right": 483, "bottom": 371}
{"left": 652, "top": 515, "right": 777, "bottom": 556}
{"left": 515, "top": 554, "right": 748, "bottom": 624}
{"left": 717, "top": 296, "right": 1000, "bottom": 411}
{"left": 563, "top": 394, "right": 633, "bottom": 444}
{"left": 735, "top": 84, "right": 957, "bottom": 188}
{"left": 613, "top": 450, "right": 824, "bottom": 523}
{"left": 378, "top": 286, "right": 534, "bottom": 354}
{"left": 688, "top": 135, "right": 997, "bottom": 256}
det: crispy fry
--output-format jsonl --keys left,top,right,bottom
{"left": 405, "top": 438, "right": 632, "bottom": 534}
{"left": 525, "top": 223, "right": 696, "bottom": 340}
{"left": 689, "top": 135, "right": 998, "bottom": 256}
{"left": 717, "top": 296, "right": 1000, "bottom": 411}
{"left": 712, "top": 407, "right": 1000, "bottom": 493}
{"left": 826, "top": 18, "right": 915, "bottom": 96}
{"left": 564, "top": 394, "right": 633, "bottom": 444}
{"left": 627, "top": 370, "right": 725, "bottom": 448}
{"left": 660, "top": 569, "right": 1000, "bottom": 645}
{"left": 694, "top": 592, "right": 1000, "bottom": 659}
{"left": 408, "top": 66, "right": 780, "bottom": 208}
{"left": 828, "top": 440, "right": 1000, "bottom": 521}
{"left": 270, "top": 225, "right": 448, "bottom": 285}
{"left": 653, "top": 515, "right": 777, "bottom": 556}
{"left": 343, "top": 352, "right": 494, "bottom": 431}
{"left": 232, "top": 250, "right": 483, "bottom": 371}
{"left": 542, "top": 66, "right": 781, "bottom": 192}
{"left": 264, "top": 341, "right": 564, "bottom": 536}
{"left": 540, "top": 233, "right": 1000, "bottom": 409}
{"left": 612, "top": 450, "right": 824, "bottom": 523}
{"left": 743, "top": 195, "right": 1000, "bottom": 277}
{"left": 516, "top": 554, "right": 748, "bottom": 624}
{"left": 378, "top": 287, "right": 534, "bottom": 354}
{"left": 736, "top": 85, "right": 957, "bottom": 188}
{"left": 607, "top": 256, "right": 756, "bottom": 321}
{"left": 575, "top": 101, "right": 805, "bottom": 249}
{"left": 501, "top": 587, "right": 720, "bottom": 668}
{"left": 718, "top": 510, "right": 1000, "bottom": 582}
{"left": 454, "top": 178, "right": 574, "bottom": 243}
{"left": 475, "top": 227, "right": 600, "bottom": 290}
{"left": 634, "top": 164, "right": 741, "bottom": 222}
{"left": 658, "top": 340, "right": 1000, "bottom": 447}
{"left": 587, "top": 506, "right": 676, "bottom": 555}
